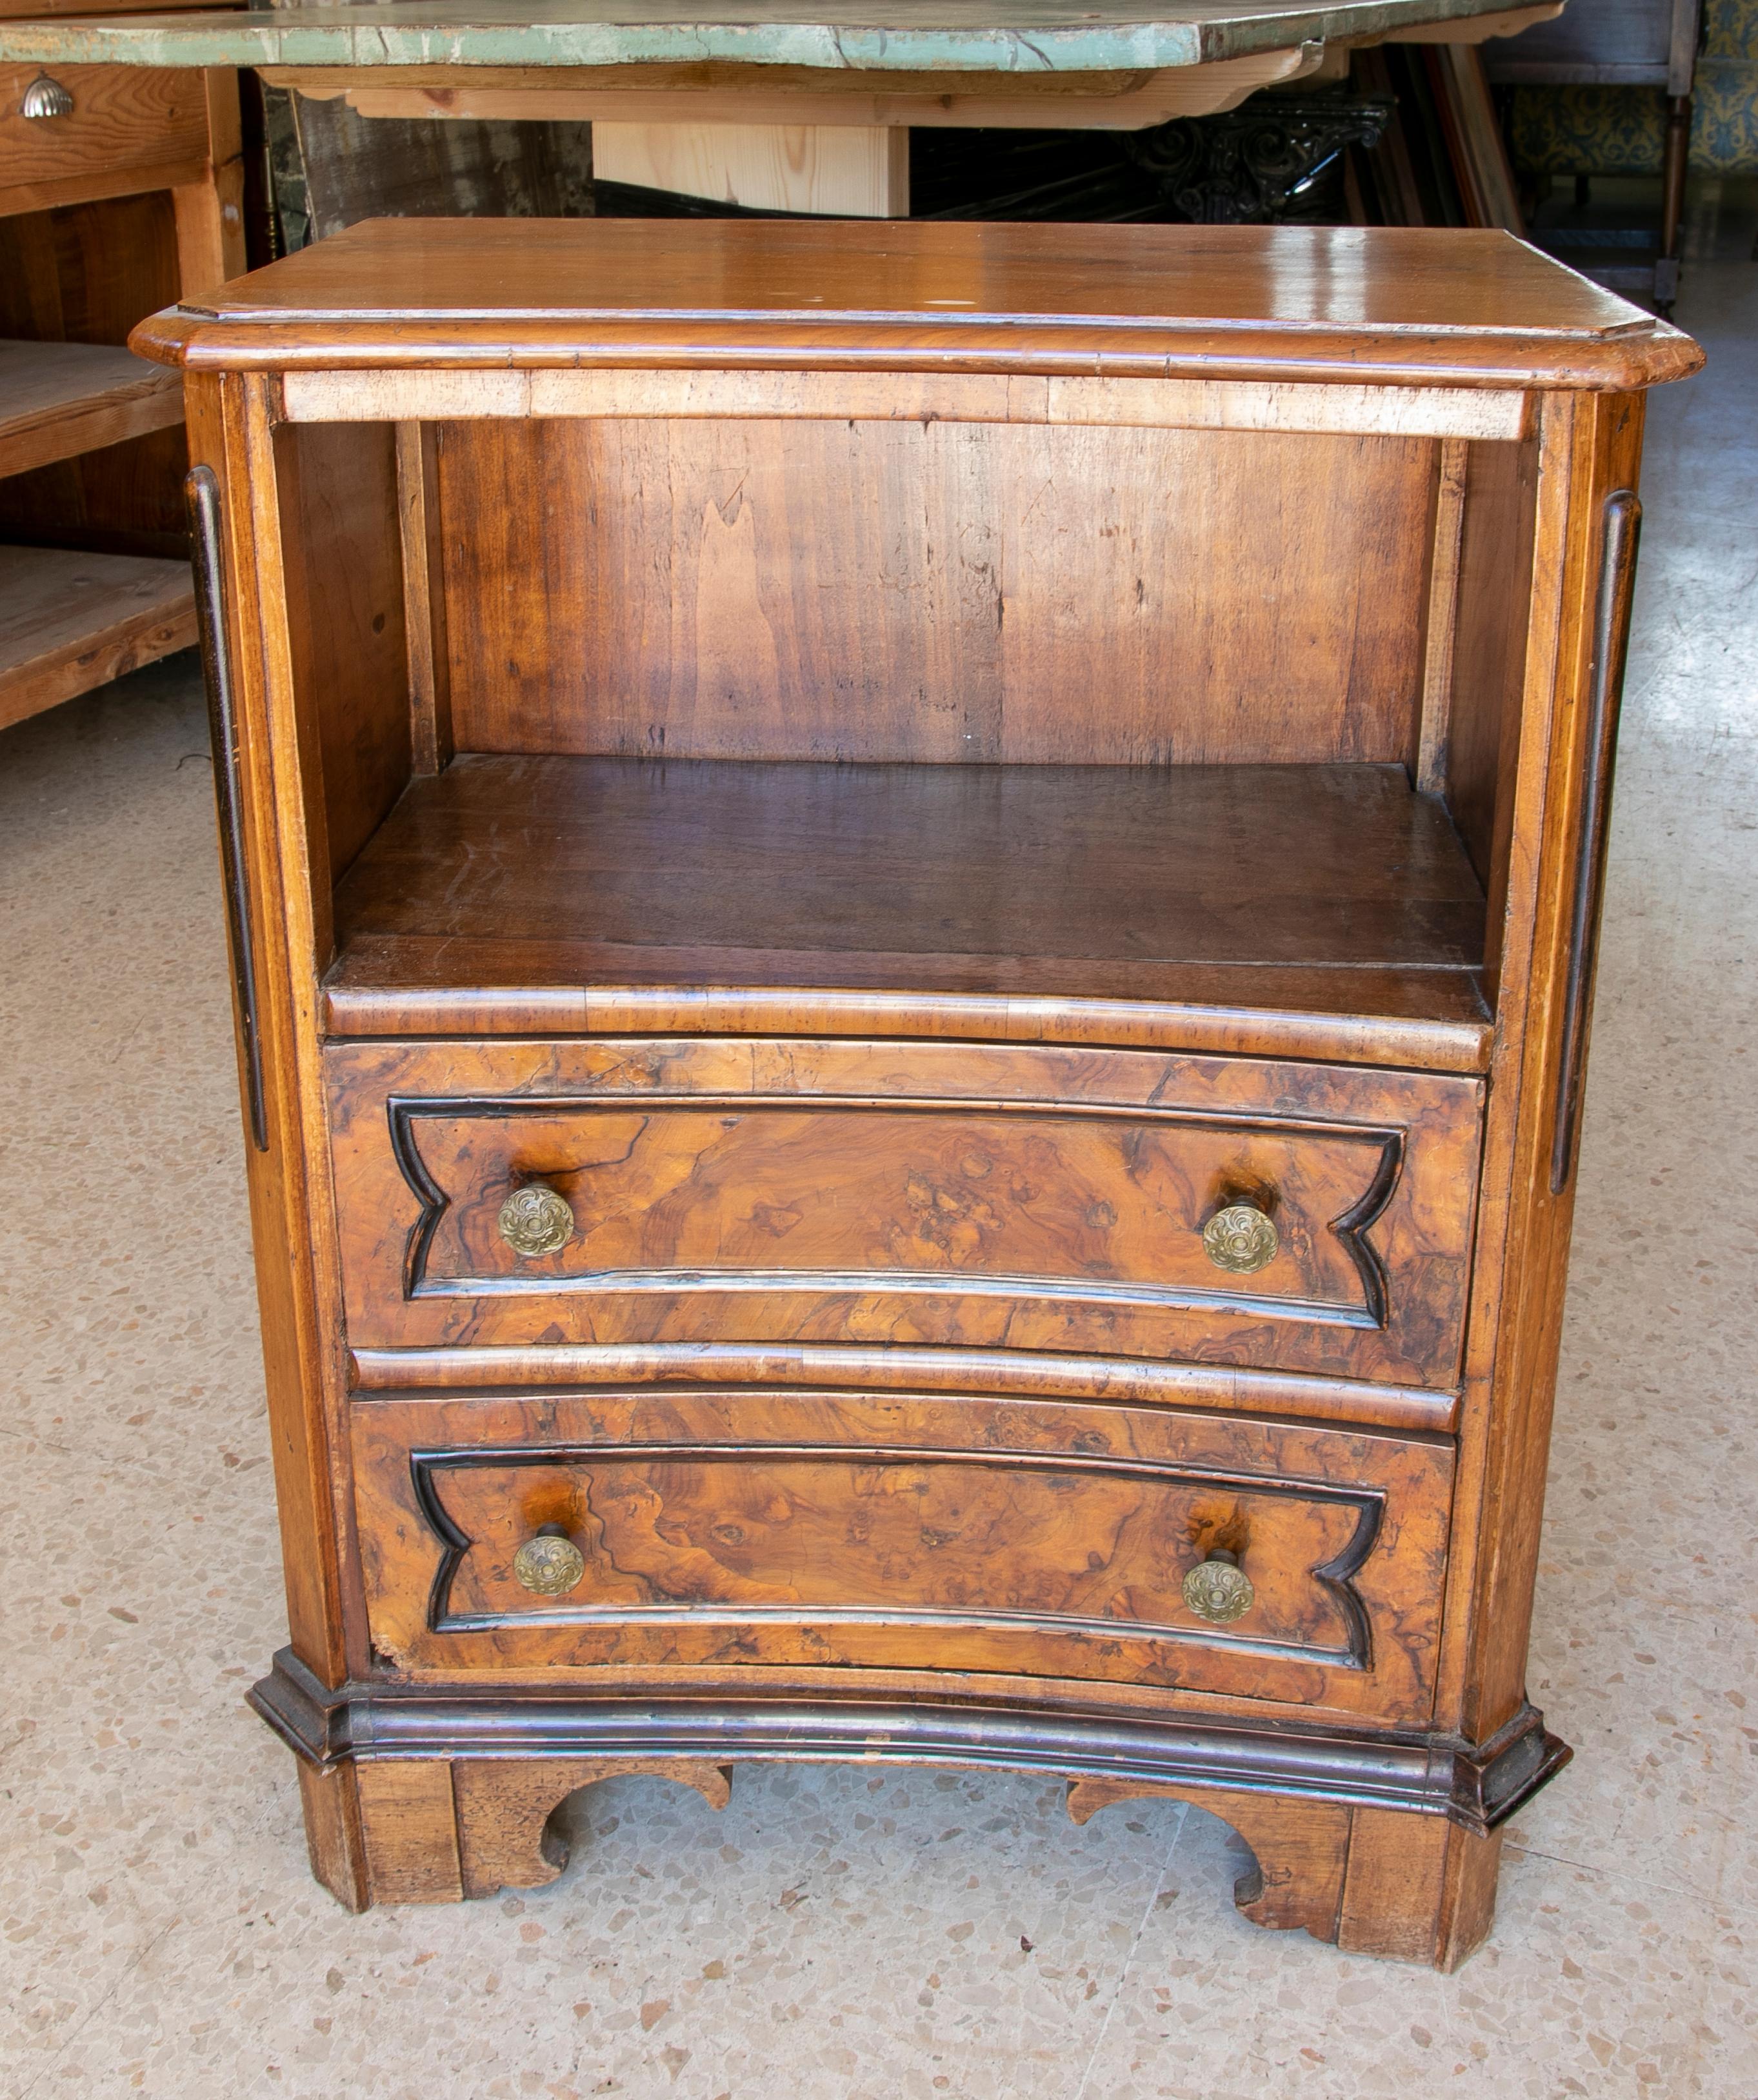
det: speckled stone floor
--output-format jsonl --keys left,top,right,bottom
{"left": 4, "top": 263, "right": 1755, "bottom": 2100}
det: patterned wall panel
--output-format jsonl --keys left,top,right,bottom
{"left": 1507, "top": 0, "right": 1758, "bottom": 172}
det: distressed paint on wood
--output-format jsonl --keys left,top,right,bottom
{"left": 0, "top": 0, "right": 1602, "bottom": 77}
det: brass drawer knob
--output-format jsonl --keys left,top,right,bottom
{"left": 498, "top": 1182, "right": 574, "bottom": 1257}
{"left": 1201, "top": 1201, "right": 1278, "bottom": 1275}
{"left": 513, "top": 1524, "right": 585, "bottom": 1595}
{"left": 1183, "top": 1548, "right": 1255, "bottom": 1625}
{"left": 21, "top": 74, "right": 74, "bottom": 119}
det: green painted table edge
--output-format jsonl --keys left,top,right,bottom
{"left": 0, "top": 0, "right": 1550, "bottom": 72}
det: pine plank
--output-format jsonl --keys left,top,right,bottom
{"left": 0, "top": 543, "right": 195, "bottom": 729}
{"left": 0, "top": 339, "right": 184, "bottom": 479}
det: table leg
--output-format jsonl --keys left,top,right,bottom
{"left": 1655, "top": 93, "right": 1690, "bottom": 310}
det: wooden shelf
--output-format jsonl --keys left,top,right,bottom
{"left": 0, "top": 543, "right": 195, "bottom": 731}
{"left": 0, "top": 340, "right": 185, "bottom": 481}
{"left": 326, "top": 755, "right": 1493, "bottom": 1070}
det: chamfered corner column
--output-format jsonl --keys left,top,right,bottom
{"left": 1335, "top": 1808, "right": 1503, "bottom": 1972}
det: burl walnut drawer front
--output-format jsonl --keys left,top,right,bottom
{"left": 352, "top": 1392, "right": 1453, "bottom": 1720}
{"left": 0, "top": 66, "right": 210, "bottom": 195}
{"left": 326, "top": 1039, "right": 1483, "bottom": 1386}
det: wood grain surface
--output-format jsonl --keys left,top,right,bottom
{"left": 0, "top": 339, "right": 181, "bottom": 481}
{"left": 325, "top": 1035, "right": 1483, "bottom": 1386}
{"left": 350, "top": 1388, "right": 1453, "bottom": 1720}
{"left": 1436, "top": 392, "right": 1652, "bottom": 1752}
{"left": 305, "top": 1746, "right": 1497, "bottom": 1957}
{"left": 328, "top": 755, "right": 1489, "bottom": 983}
{"left": 128, "top": 220, "right": 1701, "bottom": 394}
{"left": 146, "top": 217, "right": 1699, "bottom": 1952}
{"left": 436, "top": 420, "right": 1435, "bottom": 766}
{"left": 167, "top": 217, "right": 1656, "bottom": 337}
{"left": 1068, "top": 1777, "right": 1499, "bottom": 1966}
{"left": 0, "top": 63, "right": 209, "bottom": 206}
{"left": 273, "top": 49, "right": 1323, "bottom": 133}
{"left": 346, "top": 1339, "right": 1461, "bottom": 1435}
{"left": 272, "top": 417, "right": 410, "bottom": 895}
{"left": 277, "top": 368, "right": 1530, "bottom": 441}
{"left": 451, "top": 1758, "right": 732, "bottom": 1899}
{"left": 0, "top": 191, "right": 190, "bottom": 559}
{"left": 592, "top": 117, "right": 908, "bottom": 216}
{"left": 1447, "top": 430, "right": 1541, "bottom": 996}
{"left": 322, "top": 941, "right": 1495, "bottom": 1075}
{"left": 319, "top": 748, "right": 1495, "bottom": 1071}
{"left": 1068, "top": 1776, "right": 1350, "bottom": 1938}
{"left": 0, "top": 543, "right": 192, "bottom": 730}
{"left": 353, "top": 1761, "right": 463, "bottom": 1904}
{"left": 394, "top": 419, "right": 451, "bottom": 777}
{"left": 185, "top": 370, "right": 365, "bottom": 1692}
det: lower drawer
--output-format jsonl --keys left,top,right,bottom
{"left": 352, "top": 1390, "right": 1453, "bottom": 1723}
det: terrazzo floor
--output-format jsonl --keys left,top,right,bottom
{"left": 3, "top": 264, "right": 1756, "bottom": 2100}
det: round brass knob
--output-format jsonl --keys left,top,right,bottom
{"left": 498, "top": 1182, "right": 574, "bottom": 1258}
{"left": 1201, "top": 1201, "right": 1278, "bottom": 1275}
{"left": 513, "top": 1524, "right": 585, "bottom": 1595}
{"left": 21, "top": 74, "right": 74, "bottom": 119}
{"left": 1183, "top": 1548, "right": 1255, "bottom": 1625}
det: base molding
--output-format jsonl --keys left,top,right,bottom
{"left": 251, "top": 1649, "right": 1567, "bottom": 1837}
{"left": 268, "top": 1651, "right": 1534, "bottom": 1966}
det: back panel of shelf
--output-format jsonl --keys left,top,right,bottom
{"left": 264, "top": 406, "right": 1542, "bottom": 1039}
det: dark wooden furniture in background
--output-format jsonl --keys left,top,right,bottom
{"left": 1485, "top": 0, "right": 1703, "bottom": 308}
{"left": 0, "top": 2, "right": 241, "bottom": 730}
{"left": 135, "top": 217, "right": 1699, "bottom": 1967}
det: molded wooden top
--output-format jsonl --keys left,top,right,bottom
{"left": 0, "top": 0, "right": 1576, "bottom": 72}
{"left": 133, "top": 219, "right": 1701, "bottom": 392}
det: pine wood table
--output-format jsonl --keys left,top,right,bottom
{"left": 134, "top": 217, "right": 1699, "bottom": 1965}
{"left": 5, "top": 0, "right": 1567, "bottom": 214}
{"left": 0, "top": 0, "right": 242, "bottom": 729}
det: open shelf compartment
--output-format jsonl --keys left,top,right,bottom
{"left": 325, "top": 754, "right": 1492, "bottom": 1068}
{"left": 269, "top": 405, "right": 1538, "bottom": 1077}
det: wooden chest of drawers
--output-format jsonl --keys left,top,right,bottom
{"left": 133, "top": 218, "right": 1700, "bottom": 1965}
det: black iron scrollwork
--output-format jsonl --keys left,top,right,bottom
{"left": 1122, "top": 97, "right": 1393, "bottom": 225}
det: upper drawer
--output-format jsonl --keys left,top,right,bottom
{"left": 0, "top": 66, "right": 209, "bottom": 201}
{"left": 326, "top": 1038, "right": 1483, "bottom": 1387}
